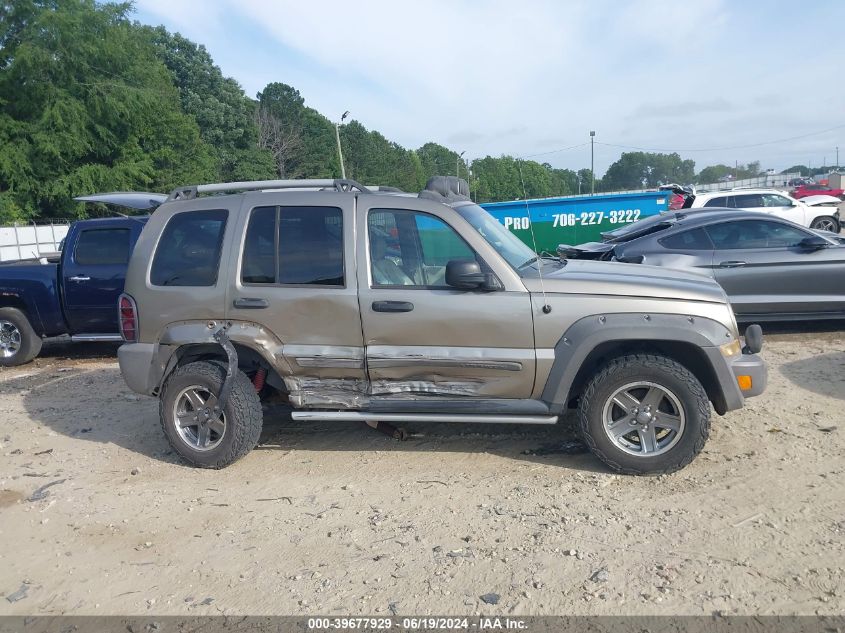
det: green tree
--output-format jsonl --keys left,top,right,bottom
{"left": 0, "top": 0, "right": 217, "bottom": 221}
{"left": 602, "top": 152, "right": 695, "bottom": 190}
{"left": 697, "top": 161, "right": 763, "bottom": 184}
{"left": 781, "top": 165, "right": 809, "bottom": 176}
{"left": 144, "top": 25, "right": 275, "bottom": 181}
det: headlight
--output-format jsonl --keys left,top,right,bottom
{"left": 719, "top": 339, "right": 741, "bottom": 357}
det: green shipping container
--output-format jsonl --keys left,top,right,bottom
{"left": 480, "top": 191, "right": 671, "bottom": 255}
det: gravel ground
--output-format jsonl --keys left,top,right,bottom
{"left": 0, "top": 330, "right": 843, "bottom": 617}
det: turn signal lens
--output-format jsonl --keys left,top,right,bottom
{"left": 720, "top": 339, "right": 741, "bottom": 357}
{"left": 737, "top": 375, "right": 752, "bottom": 391}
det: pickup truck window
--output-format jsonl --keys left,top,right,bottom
{"left": 369, "top": 209, "right": 476, "bottom": 287}
{"left": 242, "top": 205, "right": 344, "bottom": 286}
{"left": 74, "top": 228, "right": 131, "bottom": 265}
{"left": 150, "top": 209, "right": 227, "bottom": 286}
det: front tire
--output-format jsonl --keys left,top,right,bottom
{"left": 159, "top": 360, "right": 262, "bottom": 468}
{"left": 0, "top": 307, "right": 42, "bottom": 367}
{"left": 578, "top": 354, "right": 710, "bottom": 475}
{"left": 809, "top": 215, "right": 840, "bottom": 233}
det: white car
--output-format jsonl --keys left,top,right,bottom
{"left": 686, "top": 189, "right": 840, "bottom": 233}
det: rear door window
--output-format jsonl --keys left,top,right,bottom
{"left": 241, "top": 206, "right": 344, "bottom": 286}
{"left": 74, "top": 228, "right": 131, "bottom": 265}
{"left": 732, "top": 194, "right": 765, "bottom": 208}
{"left": 151, "top": 209, "right": 228, "bottom": 286}
{"left": 703, "top": 196, "right": 730, "bottom": 208}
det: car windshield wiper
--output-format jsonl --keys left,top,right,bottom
{"left": 518, "top": 256, "right": 539, "bottom": 269}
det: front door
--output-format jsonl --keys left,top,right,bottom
{"left": 356, "top": 199, "right": 536, "bottom": 402}
{"left": 707, "top": 218, "right": 845, "bottom": 316}
{"left": 62, "top": 225, "right": 134, "bottom": 334}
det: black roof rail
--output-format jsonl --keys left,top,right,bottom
{"left": 167, "top": 178, "right": 371, "bottom": 201}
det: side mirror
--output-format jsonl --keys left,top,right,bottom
{"left": 446, "top": 259, "right": 487, "bottom": 289}
{"left": 798, "top": 235, "right": 829, "bottom": 251}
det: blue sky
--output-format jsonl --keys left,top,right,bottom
{"left": 133, "top": 0, "right": 845, "bottom": 175}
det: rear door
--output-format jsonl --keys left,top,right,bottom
{"left": 356, "top": 198, "right": 536, "bottom": 401}
{"left": 225, "top": 191, "right": 366, "bottom": 407}
{"left": 62, "top": 221, "right": 142, "bottom": 334}
{"left": 707, "top": 219, "right": 845, "bottom": 316}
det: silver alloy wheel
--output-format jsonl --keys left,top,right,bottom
{"left": 601, "top": 381, "right": 686, "bottom": 457}
{"left": 172, "top": 385, "right": 226, "bottom": 451}
{"left": 812, "top": 217, "right": 838, "bottom": 232}
{"left": 0, "top": 320, "right": 22, "bottom": 359}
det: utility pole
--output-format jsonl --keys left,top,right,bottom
{"left": 589, "top": 131, "right": 595, "bottom": 195}
{"left": 457, "top": 150, "right": 465, "bottom": 177}
{"left": 837, "top": 146, "right": 840, "bottom": 169}
{"left": 335, "top": 110, "right": 349, "bottom": 179}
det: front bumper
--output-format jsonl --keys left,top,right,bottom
{"left": 704, "top": 341, "right": 767, "bottom": 413}
{"left": 727, "top": 350, "right": 767, "bottom": 399}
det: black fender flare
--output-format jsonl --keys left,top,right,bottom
{"left": 541, "top": 312, "right": 739, "bottom": 413}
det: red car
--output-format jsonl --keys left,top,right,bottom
{"left": 791, "top": 183, "right": 845, "bottom": 199}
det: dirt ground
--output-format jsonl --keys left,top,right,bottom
{"left": 0, "top": 330, "right": 843, "bottom": 617}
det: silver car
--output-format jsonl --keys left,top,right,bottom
{"left": 560, "top": 209, "right": 845, "bottom": 321}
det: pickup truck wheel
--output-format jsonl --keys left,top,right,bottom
{"left": 0, "top": 307, "right": 42, "bottom": 367}
{"left": 578, "top": 354, "right": 710, "bottom": 475}
{"left": 159, "top": 360, "right": 262, "bottom": 468}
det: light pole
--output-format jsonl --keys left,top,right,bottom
{"left": 589, "top": 131, "right": 595, "bottom": 195}
{"left": 457, "top": 150, "right": 465, "bottom": 177}
{"left": 335, "top": 110, "right": 349, "bottom": 179}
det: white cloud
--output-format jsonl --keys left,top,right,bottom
{"left": 135, "top": 0, "right": 845, "bottom": 173}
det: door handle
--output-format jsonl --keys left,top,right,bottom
{"left": 233, "top": 297, "right": 269, "bottom": 309}
{"left": 372, "top": 300, "right": 414, "bottom": 313}
{"left": 68, "top": 275, "right": 90, "bottom": 282}
{"left": 719, "top": 261, "right": 747, "bottom": 268}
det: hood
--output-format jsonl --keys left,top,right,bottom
{"left": 540, "top": 259, "right": 727, "bottom": 304}
{"left": 799, "top": 194, "right": 842, "bottom": 207}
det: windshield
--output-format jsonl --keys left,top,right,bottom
{"left": 453, "top": 203, "right": 538, "bottom": 270}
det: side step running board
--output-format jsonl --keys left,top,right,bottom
{"left": 291, "top": 411, "right": 559, "bottom": 425}
{"left": 70, "top": 334, "right": 123, "bottom": 342}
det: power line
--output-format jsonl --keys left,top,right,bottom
{"left": 594, "top": 123, "right": 845, "bottom": 154}
{"left": 520, "top": 141, "right": 590, "bottom": 159}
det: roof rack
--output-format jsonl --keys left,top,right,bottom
{"left": 166, "top": 178, "right": 370, "bottom": 201}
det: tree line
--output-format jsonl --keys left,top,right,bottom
{"left": 0, "top": 1, "right": 802, "bottom": 223}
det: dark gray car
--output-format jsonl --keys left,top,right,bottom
{"left": 559, "top": 209, "right": 845, "bottom": 322}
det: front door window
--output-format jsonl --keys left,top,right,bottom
{"left": 368, "top": 209, "right": 477, "bottom": 288}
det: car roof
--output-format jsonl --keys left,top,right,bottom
{"left": 694, "top": 188, "right": 789, "bottom": 198}
{"left": 602, "top": 208, "right": 801, "bottom": 242}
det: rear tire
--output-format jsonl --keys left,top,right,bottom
{"left": 159, "top": 360, "right": 262, "bottom": 468}
{"left": 0, "top": 307, "right": 42, "bottom": 367}
{"left": 578, "top": 354, "right": 710, "bottom": 475}
{"left": 809, "top": 215, "right": 840, "bottom": 233}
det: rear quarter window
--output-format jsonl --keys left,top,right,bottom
{"left": 659, "top": 228, "right": 713, "bottom": 250}
{"left": 150, "top": 209, "right": 228, "bottom": 286}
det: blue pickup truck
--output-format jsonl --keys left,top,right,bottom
{"left": 0, "top": 193, "right": 163, "bottom": 366}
